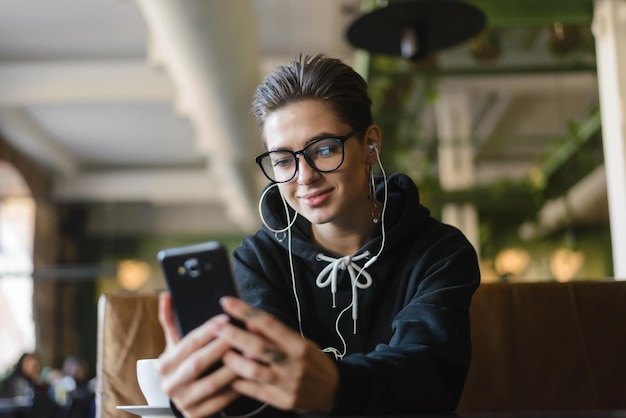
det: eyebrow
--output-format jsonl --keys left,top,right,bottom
{"left": 268, "top": 131, "right": 340, "bottom": 152}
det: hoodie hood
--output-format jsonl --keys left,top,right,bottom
{"left": 256, "top": 173, "right": 432, "bottom": 352}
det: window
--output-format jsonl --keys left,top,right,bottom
{"left": 0, "top": 163, "right": 35, "bottom": 372}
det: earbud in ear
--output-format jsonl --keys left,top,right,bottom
{"left": 369, "top": 143, "right": 378, "bottom": 153}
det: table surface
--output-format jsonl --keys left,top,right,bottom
{"left": 460, "top": 412, "right": 626, "bottom": 418}
{"left": 301, "top": 411, "right": 626, "bottom": 418}
{"left": 0, "top": 397, "right": 33, "bottom": 414}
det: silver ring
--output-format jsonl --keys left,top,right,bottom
{"left": 263, "top": 346, "right": 288, "bottom": 364}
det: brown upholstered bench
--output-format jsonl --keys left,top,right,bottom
{"left": 96, "top": 281, "right": 626, "bottom": 418}
{"left": 457, "top": 281, "right": 626, "bottom": 413}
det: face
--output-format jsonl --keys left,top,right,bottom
{"left": 263, "top": 100, "right": 376, "bottom": 228}
{"left": 21, "top": 355, "right": 40, "bottom": 378}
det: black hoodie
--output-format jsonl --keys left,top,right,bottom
{"left": 232, "top": 173, "right": 480, "bottom": 415}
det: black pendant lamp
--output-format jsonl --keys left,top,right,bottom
{"left": 346, "top": 0, "right": 486, "bottom": 60}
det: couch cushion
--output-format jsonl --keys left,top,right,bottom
{"left": 457, "top": 281, "right": 626, "bottom": 412}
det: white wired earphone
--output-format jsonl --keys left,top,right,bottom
{"left": 363, "top": 141, "right": 386, "bottom": 270}
{"left": 320, "top": 142, "right": 388, "bottom": 360}
{"left": 257, "top": 140, "right": 388, "bottom": 361}
{"left": 237, "top": 144, "right": 387, "bottom": 416}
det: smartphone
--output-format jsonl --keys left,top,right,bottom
{"left": 158, "top": 241, "right": 240, "bottom": 337}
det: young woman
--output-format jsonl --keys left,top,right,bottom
{"left": 157, "top": 54, "right": 480, "bottom": 417}
{"left": 0, "top": 352, "right": 44, "bottom": 398}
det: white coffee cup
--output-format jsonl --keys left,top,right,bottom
{"left": 136, "top": 358, "right": 169, "bottom": 406}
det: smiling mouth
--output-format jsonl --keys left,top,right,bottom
{"left": 301, "top": 190, "right": 326, "bottom": 199}
{"left": 300, "top": 189, "right": 332, "bottom": 206}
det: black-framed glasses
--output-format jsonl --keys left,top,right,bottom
{"left": 255, "top": 126, "right": 368, "bottom": 183}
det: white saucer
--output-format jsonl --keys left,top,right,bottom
{"left": 117, "top": 405, "right": 174, "bottom": 418}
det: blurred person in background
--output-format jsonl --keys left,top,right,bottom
{"left": 50, "top": 356, "right": 95, "bottom": 418}
{"left": 0, "top": 352, "right": 45, "bottom": 398}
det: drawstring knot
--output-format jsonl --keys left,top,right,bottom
{"left": 315, "top": 251, "right": 373, "bottom": 333}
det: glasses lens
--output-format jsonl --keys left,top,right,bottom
{"left": 261, "top": 151, "right": 296, "bottom": 182}
{"left": 305, "top": 139, "right": 343, "bottom": 172}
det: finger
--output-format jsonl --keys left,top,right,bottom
{"left": 232, "top": 366, "right": 334, "bottom": 413}
{"left": 213, "top": 319, "right": 288, "bottom": 369}
{"left": 158, "top": 292, "right": 180, "bottom": 348}
{"left": 231, "top": 379, "right": 293, "bottom": 411}
{"left": 169, "top": 364, "right": 238, "bottom": 409}
{"left": 222, "top": 350, "right": 277, "bottom": 384}
{"left": 185, "top": 390, "right": 239, "bottom": 418}
{"left": 161, "top": 336, "right": 231, "bottom": 393}
{"left": 159, "top": 314, "right": 230, "bottom": 375}
{"left": 262, "top": 346, "right": 289, "bottom": 365}
{"left": 220, "top": 297, "right": 301, "bottom": 354}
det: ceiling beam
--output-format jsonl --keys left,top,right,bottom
{"left": 439, "top": 72, "right": 598, "bottom": 95}
{"left": 0, "top": 57, "right": 314, "bottom": 107}
{"left": 0, "top": 107, "right": 78, "bottom": 176}
{"left": 0, "top": 60, "right": 175, "bottom": 105}
{"left": 466, "top": 0, "right": 593, "bottom": 27}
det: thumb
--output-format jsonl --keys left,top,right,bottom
{"left": 158, "top": 291, "right": 181, "bottom": 348}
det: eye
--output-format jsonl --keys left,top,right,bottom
{"left": 310, "top": 140, "right": 340, "bottom": 158}
{"left": 270, "top": 153, "right": 294, "bottom": 168}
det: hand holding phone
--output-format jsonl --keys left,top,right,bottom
{"left": 158, "top": 241, "right": 245, "bottom": 417}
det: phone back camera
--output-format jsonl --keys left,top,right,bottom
{"left": 183, "top": 258, "right": 201, "bottom": 278}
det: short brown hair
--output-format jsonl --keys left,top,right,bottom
{"left": 252, "top": 54, "right": 373, "bottom": 135}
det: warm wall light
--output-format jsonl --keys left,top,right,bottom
{"left": 117, "top": 260, "right": 151, "bottom": 290}
{"left": 549, "top": 248, "right": 584, "bottom": 282}
{"left": 494, "top": 248, "right": 530, "bottom": 278}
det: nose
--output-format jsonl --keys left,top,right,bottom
{"left": 295, "top": 154, "right": 318, "bottom": 185}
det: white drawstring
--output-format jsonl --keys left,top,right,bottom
{"left": 315, "top": 251, "right": 373, "bottom": 334}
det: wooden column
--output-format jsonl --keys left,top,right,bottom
{"left": 434, "top": 91, "right": 480, "bottom": 255}
{"left": 592, "top": 0, "right": 626, "bottom": 278}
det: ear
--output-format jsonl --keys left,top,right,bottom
{"left": 364, "top": 125, "right": 382, "bottom": 164}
